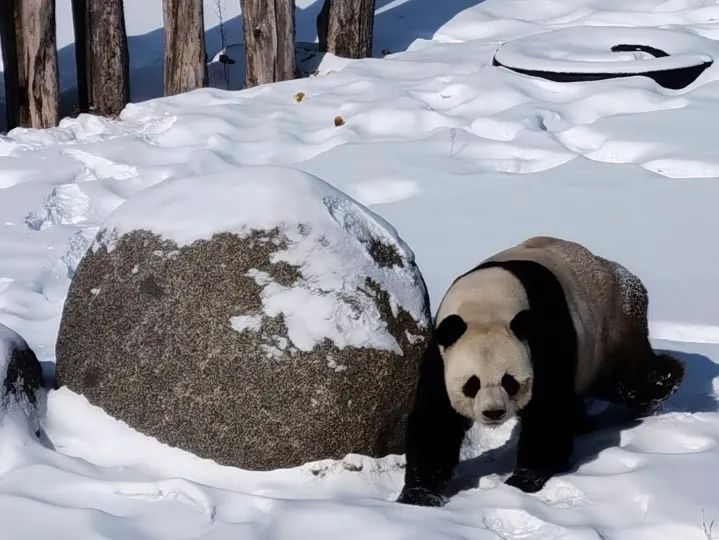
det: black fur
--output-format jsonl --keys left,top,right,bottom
{"left": 462, "top": 375, "right": 481, "bottom": 398}
{"left": 501, "top": 374, "right": 520, "bottom": 396}
{"left": 510, "top": 309, "right": 534, "bottom": 341}
{"left": 610, "top": 352, "right": 685, "bottom": 413}
{"left": 436, "top": 314, "right": 467, "bottom": 348}
{"left": 398, "top": 260, "right": 578, "bottom": 505}
{"left": 397, "top": 336, "right": 472, "bottom": 506}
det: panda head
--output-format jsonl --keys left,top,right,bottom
{"left": 436, "top": 311, "right": 534, "bottom": 425}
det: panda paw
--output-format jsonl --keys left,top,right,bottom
{"left": 505, "top": 468, "right": 552, "bottom": 493}
{"left": 397, "top": 485, "right": 447, "bottom": 507}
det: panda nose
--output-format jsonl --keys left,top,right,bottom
{"left": 483, "top": 409, "right": 506, "bottom": 421}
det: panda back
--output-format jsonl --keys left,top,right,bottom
{"left": 484, "top": 237, "right": 630, "bottom": 394}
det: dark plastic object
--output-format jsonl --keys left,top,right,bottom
{"left": 493, "top": 43, "right": 713, "bottom": 90}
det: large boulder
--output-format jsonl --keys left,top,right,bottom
{"left": 1, "top": 323, "right": 43, "bottom": 406}
{"left": 56, "top": 167, "right": 431, "bottom": 470}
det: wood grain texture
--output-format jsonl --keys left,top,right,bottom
{"left": 3, "top": 0, "right": 59, "bottom": 128}
{"left": 163, "top": 0, "right": 208, "bottom": 96}
{"left": 318, "top": 0, "right": 375, "bottom": 59}
{"left": 84, "top": 0, "right": 130, "bottom": 116}
{"left": 240, "top": 0, "right": 296, "bottom": 87}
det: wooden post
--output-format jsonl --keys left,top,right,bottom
{"left": 163, "top": 0, "right": 207, "bottom": 96}
{"left": 317, "top": 0, "right": 376, "bottom": 59}
{"left": 240, "top": 0, "right": 296, "bottom": 88}
{"left": 82, "top": 0, "right": 130, "bottom": 117}
{"left": 0, "top": 0, "right": 20, "bottom": 130}
{"left": 1, "top": 0, "right": 59, "bottom": 129}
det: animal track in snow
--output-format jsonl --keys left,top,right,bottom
{"left": 574, "top": 446, "right": 645, "bottom": 477}
{"left": 643, "top": 158, "right": 719, "bottom": 179}
{"left": 482, "top": 508, "right": 565, "bottom": 538}
{"left": 536, "top": 478, "right": 587, "bottom": 508}
{"left": 622, "top": 423, "right": 715, "bottom": 454}
{"left": 348, "top": 179, "right": 419, "bottom": 206}
{"left": 62, "top": 149, "right": 138, "bottom": 181}
{"left": 112, "top": 479, "right": 217, "bottom": 520}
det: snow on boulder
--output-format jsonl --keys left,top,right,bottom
{"left": 0, "top": 324, "right": 44, "bottom": 408}
{"left": 55, "top": 166, "right": 432, "bottom": 470}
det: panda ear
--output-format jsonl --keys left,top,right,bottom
{"left": 436, "top": 314, "right": 467, "bottom": 348}
{"left": 510, "top": 310, "right": 534, "bottom": 341}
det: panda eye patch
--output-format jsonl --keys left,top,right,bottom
{"left": 462, "top": 375, "right": 481, "bottom": 398}
{"left": 502, "top": 374, "right": 520, "bottom": 396}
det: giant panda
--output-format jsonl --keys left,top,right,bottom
{"left": 397, "top": 236, "right": 685, "bottom": 507}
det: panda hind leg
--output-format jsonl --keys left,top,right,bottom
{"left": 605, "top": 341, "right": 686, "bottom": 415}
{"left": 605, "top": 264, "right": 685, "bottom": 414}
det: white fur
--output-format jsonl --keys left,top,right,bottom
{"left": 436, "top": 267, "right": 533, "bottom": 425}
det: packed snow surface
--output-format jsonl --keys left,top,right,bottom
{"left": 2, "top": 0, "right": 719, "bottom": 538}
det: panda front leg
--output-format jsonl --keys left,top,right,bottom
{"left": 507, "top": 377, "right": 576, "bottom": 493}
{"left": 397, "top": 339, "right": 471, "bottom": 507}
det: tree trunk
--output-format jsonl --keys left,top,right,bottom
{"left": 163, "top": 0, "right": 207, "bottom": 96}
{"left": 1, "top": 0, "right": 59, "bottom": 129}
{"left": 240, "top": 0, "right": 296, "bottom": 88}
{"left": 0, "top": 0, "right": 20, "bottom": 130}
{"left": 318, "top": 0, "right": 375, "bottom": 59}
{"left": 79, "top": 0, "right": 130, "bottom": 117}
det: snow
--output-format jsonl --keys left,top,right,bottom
{"left": 1, "top": 0, "right": 719, "bottom": 538}
{"left": 229, "top": 314, "right": 263, "bottom": 334}
{"left": 95, "top": 167, "right": 429, "bottom": 354}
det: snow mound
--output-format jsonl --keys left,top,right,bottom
{"left": 94, "top": 166, "right": 429, "bottom": 353}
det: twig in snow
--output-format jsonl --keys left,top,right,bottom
{"left": 702, "top": 509, "right": 716, "bottom": 540}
